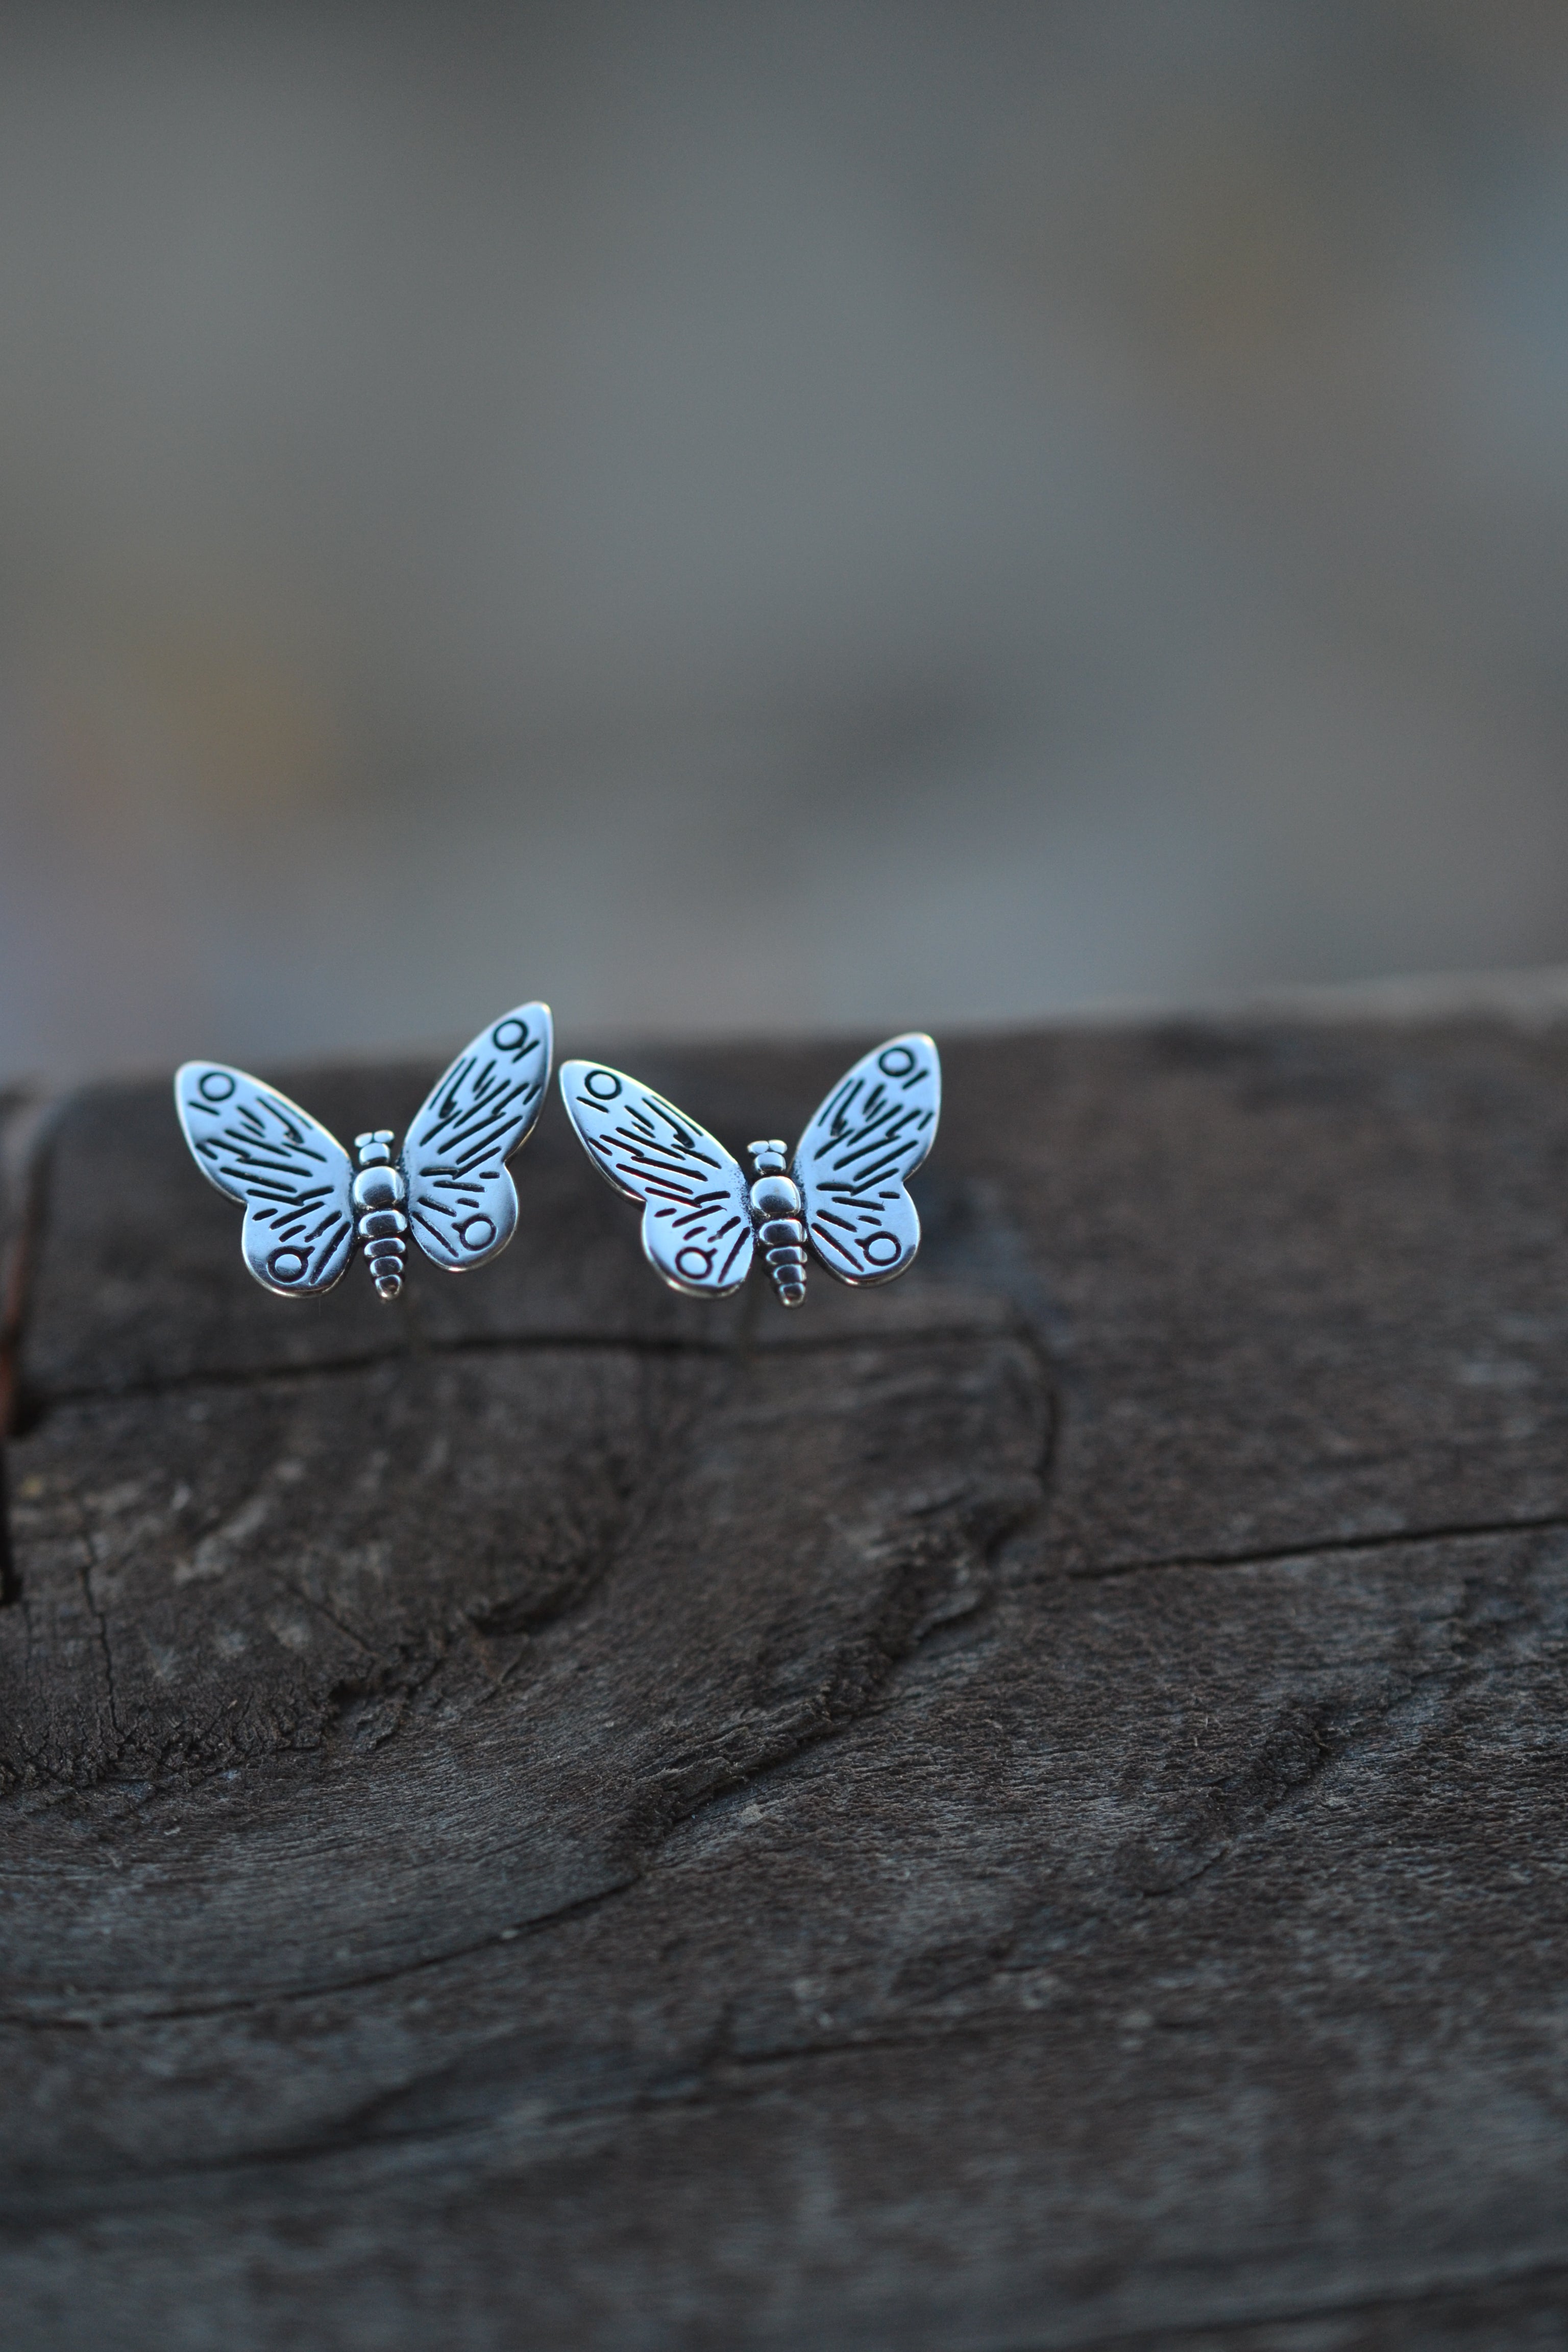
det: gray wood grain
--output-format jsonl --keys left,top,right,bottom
{"left": 4, "top": 1015, "right": 1568, "bottom": 2349}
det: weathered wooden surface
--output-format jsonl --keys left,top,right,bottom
{"left": 5, "top": 1013, "right": 1568, "bottom": 2349}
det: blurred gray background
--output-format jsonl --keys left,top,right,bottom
{"left": 3, "top": 0, "right": 1567, "bottom": 1081}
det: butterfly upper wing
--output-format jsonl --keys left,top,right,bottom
{"left": 401, "top": 1003, "right": 553, "bottom": 1271}
{"left": 793, "top": 1033, "right": 941, "bottom": 1287}
{"left": 558, "top": 1061, "right": 753, "bottom": 1299}
{"left": 174, "top": 1063, "right": 357, "bottom": 1297}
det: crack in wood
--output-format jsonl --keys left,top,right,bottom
{"left": 0, "top": 1091, "right": 61, "bottom": 1607}
{"left": 0, "top": 1090, "right": 57, "bottom": 1446}
{"left": 1028, "top": 2254, "right": 1568, "bottom": 2352}
{"left": 1073, "top": 1507, "right": 1568, "bottom": 1580}
{"left": 19, "top": 1317, "right": 1028, "bottom": 1417}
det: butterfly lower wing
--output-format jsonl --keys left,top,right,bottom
{"left": 793, "top": 1033, "right": 941, "bottom": 1286}
{"left": 174, "top": 1063, "right": 357, "bottom": 1297}
{"left": 401, "top": 1003, "right": 553, "bottom": 1271}
{"left": 558, "top": 1061, "right": 754, "bottom": 1298}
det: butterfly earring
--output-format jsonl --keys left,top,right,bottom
{"left": 558, "top": 1034, "right": 940, "bottom": 1306}
{"left": 175, "top": 1003, "right": 553, "bottom": 1300}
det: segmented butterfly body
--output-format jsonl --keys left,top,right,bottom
{"left": 176, "top": 1004, "right": 553, "bottom": 1302}
{"left": 558, "top": 1034, "right": 940, "bottom": 1308}
{"left": 352, "top": 1130, "right": 408, "bottom": 1298}
{"left": 747, "top": 1141, "right": 810, "bottom": 1306}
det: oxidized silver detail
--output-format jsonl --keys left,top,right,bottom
{"left": 747, "top": 1159, "right": 807, "bottom": 1304}
{"left": 358, "top": 1208, "right": 408, "bottom": 1240}
{"left": 352, "top": 1138, "right": 409, "bottom": 1295}
{"left": 557, "top": 1035, "right": 940, "bottom": 1310}
{"left": 174, "top": 1003, "right": 553, "bottom": 1303}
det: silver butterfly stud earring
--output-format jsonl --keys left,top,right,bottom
{"left": 558, "top": 1034, "right": 940, "bottom": 1307}
{"left": 175, "top": 1003, "right": 553, "bottom": 1300}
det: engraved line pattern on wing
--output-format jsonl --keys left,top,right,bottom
{"left": 594, "top": 1092, "right": 751, "bottom": 1281}
{"left": 403, "top": 1008, "right": 552, "bottom": 1269}
{"left": 176, "top": 1067, "right": 357, "bottom": 1294}
{"left": 406, "top": 1014, "right": 549, "bottom": 1174}
{"left": 796, "top": 1036, "right": 939, "bottom": 1284}
{"left": 561, "top": 1065, "right": 753, "bottom": 1296}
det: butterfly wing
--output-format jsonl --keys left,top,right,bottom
{"left": 558, "top": 1061, "right": 754, "bottom": 1299}
{"left": 174, "top": 1064, "right": 357, "bottom": 1297}
{"left": 793, "top": 1033, "right": 941, "bottom": 1286}
{"left": 401, "top": 1003, "right": 553, "bottom": 1271}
